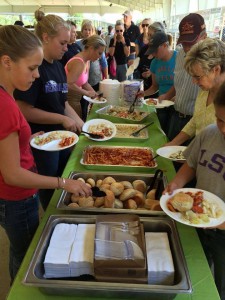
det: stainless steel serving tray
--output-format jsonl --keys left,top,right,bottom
{"left": 113, "top": 123, "right": 149, "bottom": 142}
{"left": 80, "top": 145, "right": 157, "bottom": 171}
{"left": 95, "top": 105, "right": 151, "bottom": 123}
{"left": 56, "top": 171, "right": 166, "bottom": 215}
{"left": 23, "top": 214, "right": 192, "bottom": 299}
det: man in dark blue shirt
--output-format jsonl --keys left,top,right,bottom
{"left": 123, "top": 10, "right": 140, "bottom": 70}
{"left": 60, "top": 21, "right": 82, "bottom": 66}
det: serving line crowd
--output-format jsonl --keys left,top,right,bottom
{"left": 0, "top": 7, "right": 225, "bottom": 300}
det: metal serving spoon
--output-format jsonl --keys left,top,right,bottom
{"left": 81, "top": 131, "right": 103, "bottom": 139}
{"left": 131, "top": 122, "right": 154, "bottom": 137}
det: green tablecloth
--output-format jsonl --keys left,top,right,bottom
{"left": 7, "top": 105, "right": 220, "bottom": 300}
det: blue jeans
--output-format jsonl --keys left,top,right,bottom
{"left": 0, "top": 194, "right": 39, "bottom": 282}
{"left": 116, "top": 64, "right": 127, "bottom": 82}
{"left": 32, "top": 147, "right": 71, "bottom": 210}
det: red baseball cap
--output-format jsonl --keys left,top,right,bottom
{"left": 177, "top": 13, "right": 206, "bottom": 44}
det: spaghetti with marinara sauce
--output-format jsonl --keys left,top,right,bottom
{"left": 83, "top": 147, "right": 156, "bottom": 167}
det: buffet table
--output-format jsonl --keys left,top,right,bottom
{"left": 7, "top": 105, "right": 220, "bottom": 300}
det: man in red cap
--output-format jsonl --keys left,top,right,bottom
{"left": 167, "top": 13, "right": 207, "bottom": 142}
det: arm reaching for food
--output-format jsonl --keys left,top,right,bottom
{"left": 163, "top": 162, "right": 196, "bottom": 195}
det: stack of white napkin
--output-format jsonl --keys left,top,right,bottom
{"left": 44, "top": 223, "right": 95, "bottom": 278}
{"left": 44, "top": 223, "right": 77, "bottom": 278}
{"left": 145, "top": 232, "right": 174, "bottom": 285}
{"left": 70, "top": 224, "right": 95, "bottom": 276}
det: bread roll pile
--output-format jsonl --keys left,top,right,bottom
{"left": 68, "top": 176, "right": 162, "bottom": 211}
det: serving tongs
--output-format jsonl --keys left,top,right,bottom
{"left": 91, "top": 186, "right": 106, "bottom": 197}
{"left": 147, "top": 169, "right": 164, "bottom": 200}
{"left": 81, "top": 131, "right": 103, "bottom": 139}
{"left": 128, "top": 88, "right": 141, "bottom": 113}
{"left": 131, "top": 122, "right": 154, "bottom": 137}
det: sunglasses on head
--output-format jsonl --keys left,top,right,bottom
{"left": 142, "top": 24, "right": 149, "bottom": 28}
{"left": 116, "top": 30, "right": 123, "bottom": 32}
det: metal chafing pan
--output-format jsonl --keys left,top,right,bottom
{"left": 56, "top": 171, "right": 166, "bottom": 215}
{"left": 113, "top": 123, "right": 149, "bottom": 142}
{"left": 95, "top": 105, "right": 151, "bottom": 123}
{"left": 23, "top": 215, "right": 192, "bottom": 299}
{"left": 80, "top": 145, "right": 157, "bottom": 171}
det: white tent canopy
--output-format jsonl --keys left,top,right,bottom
{"left": 0, "top": 0, "right": 165, "bottom": 14}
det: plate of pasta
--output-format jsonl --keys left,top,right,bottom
{"left": 30, "top": 131, "right": 78, "bottom": 151}
{"left": 160, "top": 188, "right": 225, "bottom": 228}
{"left": 82, "top": 119, "right": 117, "bottom": 141}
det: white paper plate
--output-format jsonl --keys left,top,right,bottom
{"left": 126, "top": 57, "right": 140, "bottom": 77}
{"left": 83, "top": 95, "right": 107, "bottom": 104}
{"left": 156, "top": 146, "right": 187, "bottom": 162}
{"left": 82, "top": 119, "right": 117, "bottom": 141}
{"left": 160, "top": 188, "right": 225, "bottom": 228}
{"left": 143, "top": 99, "right": 174, "bottom": 109}
{"left": 30, "top": 131, "right": 78, "bottom": 151}
{"left": 133, "top": 57, "right": 140, "bottom": 69}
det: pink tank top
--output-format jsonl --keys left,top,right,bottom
{"left": 65, "top": 56, "right": 89, "bottom": 87}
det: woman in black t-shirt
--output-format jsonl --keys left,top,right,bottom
{"left": 15, "top": 11, "right": 84, "bottom": 210}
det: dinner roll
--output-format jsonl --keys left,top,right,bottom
{"left": 133, "top": 191, "right": 145, "bottom": 207}
{"left": 104, "top": 189, "right": 115, "bottom": 208}
{"left": 119, "top": 188, "right": 136, "bottom": 201}
{"left": 77, "top": 177, "right": 85, "bottom": 183}
{"left": 114, "top": 199, "right": 123, "bottom": 209}
{"left": 151, "top": 202, "right": 162, "bottom": 211}
{"left": 123, "top": 199, "right": 137, "bottom": 209}
{"left": 94, "top": 197, "right": 105, "bottom": 207}
{"left": 144, "top": 199, "right": 160, "bottom": 210}
{"left": 68, "top": 202, "right": 80, "bottom": 208}
{"left": 102, "top": 176, "right": 116, "bottom": 185}
{"left": 110, "top": 182, "right": 124, "bottom": 196}
{"left": 120, "top": 181, "right": 133, "bottom": 189}
{"left": 71, "top": 194, "right": 80, "bottom": 203}
{"left": 86, "top": 178, "right": 95, "bottom": 187}
{"left": 96, "top": 179, "right": 103, "bottom": 187}
{"left": 170, "top": 192, "right": 193, "bottom": 212}
{"left": 132, "top": 180, "right": 146, "bottom": 193}
{"left": 146, "top": 188, "right": 156, "bottom": 200}
{"left": 78, "top": 196, "right": 94, "bottom": 207}
{"left": 100, "top": 183, "right": 111, "bottom": 192}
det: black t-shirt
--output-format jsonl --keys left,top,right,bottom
{"left": 14, "top": 59, "right": 67, "bottom": 133}
{"left": 137, "top": 45, "right": 154, "bottom": 90}
{"left": 123, "top": 22, "right": 140, "bottom": 53}
{"left": 60, "top": 42, "right": 82, "bottom": 66}
{"left": 109, "top": 38, "right": 130, "bottom": 65}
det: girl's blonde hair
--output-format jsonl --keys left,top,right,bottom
{"left": 81, "top": 19, "right": 95, "bottom": 34}
{"left": 149, "top": 22, "right": 165, "bottom": 33}
{"left": 0, "top": 25, "right": 42, "bottom": 61}
{"left": 83, "top": 34, "right": 106, "bottom": 50}
{"left": 185, "top": 38, "right": 225, "bottom": 76}
{"left": 34, "top": 9, "right": 70, "bottom": 41}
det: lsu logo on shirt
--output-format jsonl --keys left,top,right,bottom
{"left": 45, "top": 81, "right": 68, "bottom": 94}
{"left": 199, "top": 149, "right": 225, "bottom": 180}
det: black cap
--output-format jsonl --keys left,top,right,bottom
{"left": 145, "top": 32, "right": 168, "bottom": 55}
{"left": 14, "top": 20, "right": 24, "bottom": 26}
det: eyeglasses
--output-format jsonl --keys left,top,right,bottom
{"left": 142, "top": 24, "right": 149, "bottom": 28}
{"left": 191, "top": 74, "right": 206, "bottom": 81}
{"left": 116, "top": 30, "right": 123, "bottom": 32}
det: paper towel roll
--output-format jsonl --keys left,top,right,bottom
{"left": 99, "top": 79, "right": 121, "bottom": 106}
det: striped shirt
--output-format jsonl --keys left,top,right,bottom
{"left": 174, "top": 47, "right": 199, "bottom": 116}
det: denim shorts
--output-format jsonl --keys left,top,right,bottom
{"left": 0, "top": 194, "right": 39, "bottom": 281}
